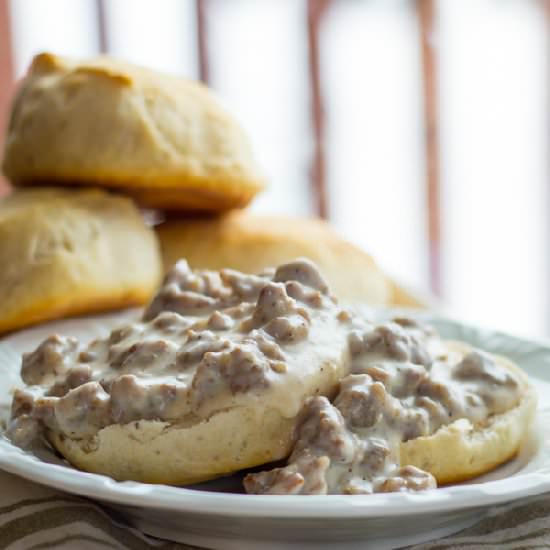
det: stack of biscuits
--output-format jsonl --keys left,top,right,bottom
{"left": 0, "top": 52, "right": 422, "bottom": 335}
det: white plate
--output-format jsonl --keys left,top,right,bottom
{"left": 0, "top": 311, "right": 550, "bottom": 550}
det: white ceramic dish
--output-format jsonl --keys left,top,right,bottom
{"left": 0, "top": 311, "right": 549, "bottom": 550}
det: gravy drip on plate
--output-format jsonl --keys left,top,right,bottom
{"left": 244, "top": 320, "right": 522, "bottom": 495}
{"left": 5, "top": 259, "right": 523, "bottom": 495}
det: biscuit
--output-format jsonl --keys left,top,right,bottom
{"left": 156, "top": 212, "right": 420, "bottom": 306}
{"left": 48, "top": 328, "right": 534, "bottom": 487}
{"left": 37, "top": 259, "right": 353, "bottom": 484}
{"left": 2, "top": 53, "right": 264, "bottom": 211}
{"left": 242, "top": 335, "right": 536, "bottom": 494}
{"left": 7, "top": 261, "right": 534, "bottom": 489}
{"left": 401, "top": 341, "right": 537, "bottom": 484}
{"left": 0, "top": 188, "right": 162, "bottom": 334}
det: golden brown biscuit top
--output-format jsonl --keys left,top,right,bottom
{"left": 0, "top": 188, "right": 125, "bottom": 219}
{"left": 30, "top": 52, "right": 207, "bottom": 93}
{"left": 3, "top": 53, "right": 265, "bottom": 212}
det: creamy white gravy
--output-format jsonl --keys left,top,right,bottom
{"left": 7, "top": 259, "right": 351, "bottom": 444}
{"left": 244, "top": 320, "right": 521, "bottom": 494}
{"left": 6, "top": 259, "right": 522, "bottom": 495}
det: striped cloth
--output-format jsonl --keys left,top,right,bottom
{"left": 2, "top": 470, "right": 550, "bottom": 550}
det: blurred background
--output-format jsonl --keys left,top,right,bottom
{"left": 0, "top": 0, "right": 548, "bottom": 337}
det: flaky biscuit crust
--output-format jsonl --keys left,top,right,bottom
{"left": 2, "top": 53, "right": 264, "bottom": 211}
{"left": 0, "top": 188, "right": 162, "bottom": 334}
